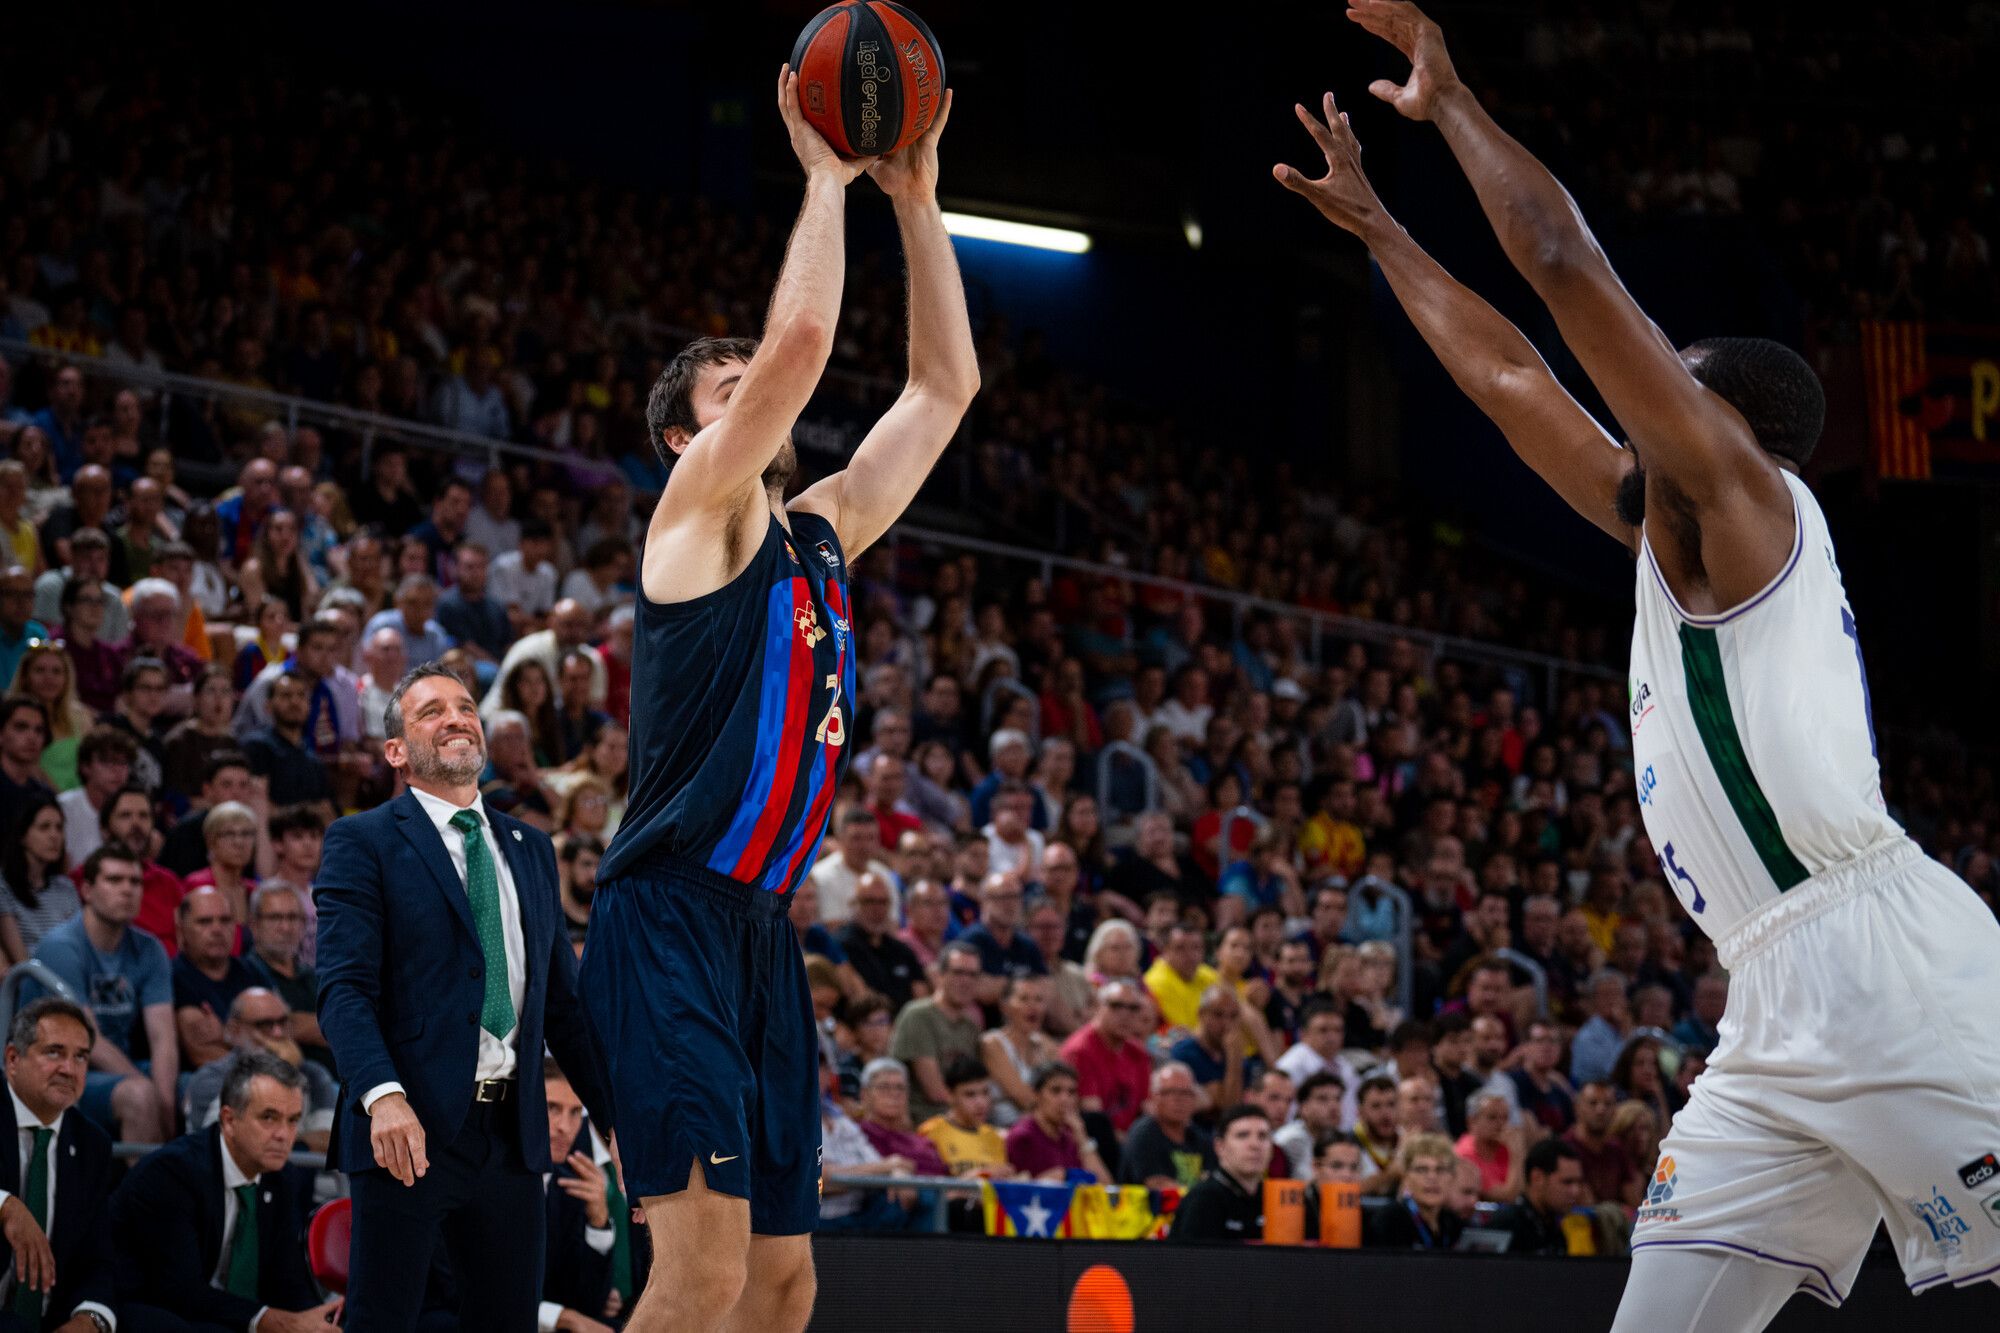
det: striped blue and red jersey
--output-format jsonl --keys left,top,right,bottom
{"left": 599, "top": 509, "right": 856, "bottom": 894}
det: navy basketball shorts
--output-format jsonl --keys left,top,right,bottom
{"left": 578, "top": 857, "right": 821, "bottom": 1236}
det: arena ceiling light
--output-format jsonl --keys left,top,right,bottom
{"left": 941, "top": 211, "right": 1092, "bottom": 254}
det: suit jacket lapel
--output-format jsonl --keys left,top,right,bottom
{"left": 393, "top": 790, "right": 477, "bottom": 942}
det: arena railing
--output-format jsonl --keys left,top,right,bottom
{"left": 3, "top": 339, "right": 1622, "bottom": 702}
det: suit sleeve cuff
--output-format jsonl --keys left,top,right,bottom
{"left": 362, "top": 1082, "right": 406, "bottom": 1113}
{"left": 584, "top": 1223, "right": 615, "bottom": 1254}
{"left": 538, "top": 1299, "right": 564, "bottom": 1332}
{"left": 74, "top": 1302, "right": 117, "bottom": 1331}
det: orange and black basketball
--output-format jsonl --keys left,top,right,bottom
{"left": 790, "top": 2, "right": 946, "bottom": 159}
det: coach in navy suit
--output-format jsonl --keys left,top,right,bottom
{"left": 317, "top": 664, "right": 611, "bottom": 1332}
{"left": 0, "top": 997, "right": 117, "bottom": 1333}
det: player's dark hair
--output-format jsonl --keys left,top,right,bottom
{"left": 1524, "top": 1137, "right": 1580, "bottom": 1182}
{"left": 1679, "top": 337, "right": 1825, "bottom": 467}
{"left": 645, "top": 336, "right": 762, "bottom": 466}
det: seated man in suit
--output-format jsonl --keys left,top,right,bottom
{"left": 111, "top": 1050, "right": 341, "bottom": 1333}
{"left": 541, "top": 1057, "right": 616, "bottom": 1333}
{"left": 0, "top": 997, "right": 118, "bottom": 1333}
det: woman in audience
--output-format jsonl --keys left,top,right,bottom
{"left": 182, "top": 799, "right": 260, "bottom": 941}
{"left": 1081, "top": 919, "right": 1144, "bottom": 990}
{"left": 981, "top": 974, "right": 1058, "bottom": 1129}
{"left": 13, "top": 426, "right": 67, "bottom": 524}
{"left": 911, "top": 740, "right": 972, "bottom": 835}
{"left": 1366, "top": 1132, "right": 1466, "bottom": 1250}
{"left": 1453, "top": 1090, "right": 1527, "bottom": 1203}
{"left": 1212, "top": 924, "right": 1284, "bottom": 1065}
{"left": 10, "top": 639, "right": 96, "bottom": 791}
{"left": 58, "top": 574, "right": 126, "bottom": 714}
{"left": 555, "top": 775, "right": 614, "bottom": 844}
{"left": 1054, "top": 792, "right": 1114, "bottom": 895}
{"left": 547, "top": 721, "right": 628, "bottom": 833}
{"left": 1611, "top": 1033, "right": 1679, "bottom": 1137}
{"left": 0, "top": 794, "right": 81, "bottom": 961}
{"left": 494, "top": 656, "right": 562, "bottom": 767}
{"left": 237, "top": 509, "right": 318, "bottom": 622}
{"left": 231, "top": 594, "right": 292, "bottom": 691}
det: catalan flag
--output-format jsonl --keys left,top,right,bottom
{"left": 1861, "top": 320, "right": 1934, "bottom": 480}
{"left": 981, "top": 1179, "right": 1078, "bottom": 1238}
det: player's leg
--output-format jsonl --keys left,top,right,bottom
{"left": 1610, "top": 1246, "right": 1807, "bottom": 1333}
{"left": 626, "top": 1163, "right": 753, "bottom": 1332}
{"left": 722, "top": 1234, "right": 816, "bottom": 1333}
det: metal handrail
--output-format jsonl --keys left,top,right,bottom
{"left": 1095, "top": 740, "right": 1160, "bottom": 822}
{"left": 0, "top": 959, "right": 80, "bottom": 1039}
{"left": 1494, "top": 948, "right": 1551, "bottom": 1021}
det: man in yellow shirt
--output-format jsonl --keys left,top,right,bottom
{"left": 918, "top": 1057, "right": 1011, "bottom": 1177}
{"left": 1298, "top": 778, "right": 1367, "bottom": 882}
{"left": 1144, "top": 924, "right": 1220, "bottom": 1034}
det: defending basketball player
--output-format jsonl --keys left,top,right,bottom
{"left": 1275, "top": 2, "right": 2000, "bottom": 1326}
{"left": 577, "top": 65, "right": 975, "bottom": 1333}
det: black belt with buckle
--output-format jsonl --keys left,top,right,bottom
{"left": 472, "top": 1078, "right": 515, "bottom": 1103}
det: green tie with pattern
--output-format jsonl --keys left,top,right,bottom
{"left": 11, "top": 1127, "right": 51, "bottom": 1322}
{"left": 451, "top": 808, "right": 516, "bottom": 1038}
{"left": 226, "top": 1182, "right": 260, "bottom": 1299}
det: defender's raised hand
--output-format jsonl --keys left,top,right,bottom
{"left": 1273, "top": 93, "right": 1387, "bottom": 236}
{"left": 868, "top": 87, "right": 953, "bottom": 202}
{"left": 777, "top": 65, "right": 876, "bottom": 185}
{"left": 1347, "top": 0, "right": 1463, "bottom": 123}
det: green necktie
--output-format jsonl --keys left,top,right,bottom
{"left": 451, "top": 809, "right": 516, "bottom": 1038}
{"left": 10, "top": 1127, "right": 51, "bottom": 1322}
{"left": 226, "top": 1182, "right": 260, "bottom": 1299}
{"left": 605, "top": 1166, "right": 633, "bottom": 1301}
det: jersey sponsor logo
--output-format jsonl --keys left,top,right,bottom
{"left": 1960, "top": 1153, "right": 2000, "bottom": 1191}
{"left": 1635, "top": 1156, "right": 1681, "bottom": 1226}
{"left": 1909, "top": 1187, "right": 1972, "bottom": 1259}
{"left": 795, "top": 602, "right": 827, "bottom": 648}
{"left": 814, "top": 539, "right": 841, "bottom": 569}
{"left": 1630, "top": 680, "right": 1655, "bottom": 736}
{"left": 833, "top": 616, "right": 850, "bottom": 649}
{"left": 1638, "top": 764, "right": 1658, "bottom": 808}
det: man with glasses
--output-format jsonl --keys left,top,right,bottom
{"left": 59, "top": 575, "right": 126, "bottom": 713}
{"left": 33, "top": 527, "right": 128, "bottom": 640}
{"left": 180, "top": 988, "right": 340, "bottom": 1152}
{"left": 838, "top": 872, "right": 925, "bottom": 1010}
{"left": 0, "top": 564, "right": 46, "bottom": 690}
{"left": 107, "top": 657, "right": 170, "bottom": 792}
{"left": 1118, "top": 1062, "right": 1214, "bottom": 1192}
{"left": 1060, "top": 980, "right": 1156, "bottom": 1139}
{"left": 245, "top": 879, "right": 335, "bottom": 1073}
{"left": 889, "top": 942, "right": 986, "bottom": 1124}
{"left": 959, "top": 871, "right": 1046, "bottom": 1007}
{"left": 126, "top": 579, "right": 202, "bottom": 701}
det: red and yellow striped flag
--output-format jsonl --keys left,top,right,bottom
{"left": 1860, "top": 320, "right": 1933, "bottom": 479}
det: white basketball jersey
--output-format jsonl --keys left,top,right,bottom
{"left": 1629, "top": 471, "right": 1904, "bottom": 939}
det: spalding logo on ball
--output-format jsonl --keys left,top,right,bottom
{"left": 792, "top": 2, "right": 946, "bottom": 158}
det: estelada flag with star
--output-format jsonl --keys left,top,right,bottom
{"left": 980, "top": 1179, "right": 1078, "bottom": 1238}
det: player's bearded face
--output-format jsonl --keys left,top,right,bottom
{"left": 1614, "top": 461, "right": 1647, "bottom": 528}
{"left": 762, "top": 437, "right": 798, "bottom": 492}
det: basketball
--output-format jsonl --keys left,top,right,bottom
{"left": 790, "top": 2, "right": 946, "bottom": 158}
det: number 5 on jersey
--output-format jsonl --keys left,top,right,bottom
{"left": 1659, "top": 841, "right": 1705, "bottom": 914}
{"left": 815, "top": 674, "right": 846, "bottom": 747}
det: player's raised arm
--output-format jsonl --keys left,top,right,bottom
{"left": 1276, "top": 95, "right": 1635, "bottom": 548}
{"left": 657, "top": 66, "right": 875, "bottom": 521}
{"left": 792, "top": 90, "right": 978, "bottom": 558}
{"left": 1348, "top": 1, "right": 1793, "bottom": 597}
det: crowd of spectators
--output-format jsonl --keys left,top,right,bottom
{"left": 0, "top": 6, "right": 1997, "bottom": 1321}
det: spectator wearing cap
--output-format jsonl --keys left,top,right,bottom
{"left": 808, "top": 808, "right": 900, "bottom": 929}
{"left": 959, "top": 872, "right": 1046, "bottom": 1007}
{"left": 837, "top": 872, "right": 925, "bottom": 1011}
{"left": 0, "top": 996, "right": 119, "bottom": 1332}
{"left": 1167, "top": 1105, "right": 1287, "bottom": 1243}
{"left": 111, "top": 1050, "right": 335, "bottom": 1332}
{"left": 1365, "top": 1132, "right": 1466, "bottom": 1250}
{"left": 1569, "top": 969, "right": 1631, "bottom": 1086}
{"left": 1144, "top": 924, "right": 1220, "bottom": 1034}
{"left": 33, "top": 528, "right": 128, "bottom": 641}
{"left": 890, "top": 942, "right": 987, "bottom": 1125}
{"left": 1003, "top": 1061, "right": 1110, "bottom": 1183}
{"left": 918, "top": 1056, "right": 1011, "bottom": 1178}
{"left": 1119, "top": 1062, "right": 1214, "bottom": 1192}
{"left": 855, "top": 1058, "right": 950, "bottom": 1177}
{"left": 1273, "top": 1070, "right": 1346, "bottom": 1180}
{"left": 969, "top": 729, "right": 1043, "bottom": 831}
{"left": 364, "top": 574, "right": 456, "bottom": 668}
{"left": 1274, "top": 998, "right": 1362, "bottom": 1131}
{"left": 1059, "top": 980, "right": 1154, "bottom": 1137}
{"left": 1507, "top": 1138, "right": 1586, "bottom": 1256}
{"left": 436, "top": 542, "right": 510, "bottom": 664}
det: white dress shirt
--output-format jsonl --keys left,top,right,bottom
{"left": 0, "top": 1086, "right": 118, "bottom": 1330}
{"left": 361, "top": 788, "right": 528, "bottom": 1113}
{"left": 214, "top": 1142, "right": 272, "bottom": 1331}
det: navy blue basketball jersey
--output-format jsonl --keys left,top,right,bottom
{"left": 600, "top": 509, "right": 856, "bottom": 894}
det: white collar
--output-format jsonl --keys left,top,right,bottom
{"left": 411, "top": 784, "right": 487, "bottom": 835}
{"left": 220, "top": 1136, "right": 261, "bottom": 1191}
{"left": 7, "top": 1084, "right": 63, "bottom": 1138}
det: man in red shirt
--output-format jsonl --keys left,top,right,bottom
{"left": 864, "top": 754, "right": 923, "bottom": 852}
{"left": 1562, "top": 1080, "right": 1641, "bottom": 1209}
{"left": 1060, "top": 980, "right": 1154, "bottom": 1136}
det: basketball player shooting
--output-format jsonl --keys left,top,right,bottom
{"left": 1275, "top": 2, "right": 2000, "bottom": 1326}
{"left": 577, "top": 66, "right": 975, "bottom": 1333}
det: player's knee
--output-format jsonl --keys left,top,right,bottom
{"left": 687, "top": 1256, "right": 749, "bottom": 1322}
{"left": 775, "top": 1259, "right": 816, "bottom": 1329}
